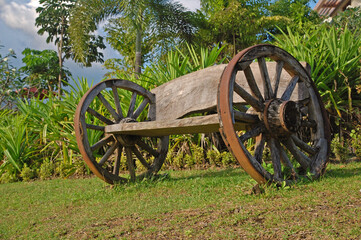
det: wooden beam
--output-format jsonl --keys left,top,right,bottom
{"left": 105, "top": 114, "right": 247, "bottom": 136}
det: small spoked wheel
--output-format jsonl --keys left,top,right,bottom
{"left": 218, "top": 44, "right": 331, "bottom": 184}
{"left": 74, "top": 79, "right": 169, "bottom": 184}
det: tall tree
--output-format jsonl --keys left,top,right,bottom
{"left": 267, "top": 0, "right": 321, "bottom": 36}
{"left": 20, "top": 48, "right": 71, "bottom": 92}
{"left": 69, "top": 0, "right": 195, "bottom": 75}
{"left": 35, "top": 0, "right": 105, "bottom": 96}
{"left": 197, "top": 0, "right": 283, "bottom": 55}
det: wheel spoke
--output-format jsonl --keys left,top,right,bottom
{"left": 111, "top": 86, "right": 124, "bottom": 119}
{"left": 113, "top": 146, "right": 123, "bottom": 176}
{"left": 236, "top": 60, "right": 252, "bottom": 70}
{"left": 86, "top": 124, "right": 105, "bottom": 131}
{"left": 125, "top": 147, "right": 136, "bottom": 181}
{"left": 234, "top": 82, "right": 264, "bottom": 112}
{"left": 244, "top": 66, "right": 264, "bottom": 102}
{"left": 233, "top": 110, "right": 259, "bottom": 123}
{"left": 136, "top": 139, "right": 160, "bottom": 157}
{"left": 97, "top": 93, "right": 121, "bottom": 122}
{"left": 272, "top": 61, "right": 284, "bottom": 98}
{"left": 239, "top": 124, "right": 265, "bottom": 142}
{"left": 233, "top": 103, "right": 248, "bottom": 112}
{"left": 274, "top": 139, "right": 297, "bottom": 179}
{"left": 133, "top": 98, "right": 150, "bottom": 120}
{"left": 254, "top": 134, "right": 265, "bottom": 163}
{"left": 90, "top": 135, "right": 114, "bottom": 152}
{"left": 291, "top": 134, "right": 317, "bottom": 155}
{"left": 281, "top": 75, "right": 299, "bottom": 101}
{"left": 127, "top": 92, "right": 137, "bottom": 118}
{"left": 258, "top": 57, "right": 273, "bottom": 100}
{"left": 282, "top": 138, "right": 311, "bottom": 170}
{"left": 87, "top": 107, "right": 114, "bottom": 125}
{"left": 131, "top": 146, "right": 151, "bottom": 170}
{"left": 98, "top": 141, "right": 119, "bottom": 166}
{"left": 269, "top": 138, "right": 282, "bottom": 180}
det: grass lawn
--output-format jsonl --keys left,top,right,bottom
{"left": 1, "top": 161, "right": 361, "bottom": 239}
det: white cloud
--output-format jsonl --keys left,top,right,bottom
{"left": 0, "top": 0, "right": 40, "bottom": 36}
{"left": 178, "top": 0, "right": 200, "bottom": 11}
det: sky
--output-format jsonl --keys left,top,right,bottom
{"left": 0, "top": 0, "right": 316, "bottom": 85}
{"left": 0, "top": 0, "right": 201, "bottom": 84}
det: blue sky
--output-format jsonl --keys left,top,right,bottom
{"left": 0, "top": 0, "right": 201, "bottom": 85}
{"left": 0, "top": 0, "right": 316, "bottom": 85}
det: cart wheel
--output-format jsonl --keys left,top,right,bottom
{"left": 75, "top": 79, "right": 169, "bottom": 184}
{"left": 218, "top": 44, "right": 330, "bottom": 184}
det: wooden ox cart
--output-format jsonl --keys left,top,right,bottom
{"left": 74, "top": 45, "right": 330, "bottom": 185}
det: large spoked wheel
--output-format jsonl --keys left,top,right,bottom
{"left": 75, "top": 79, "right": 169, "bottom": 184}
{"left": 218, "top": 44, "right": 331, "bottom": 184}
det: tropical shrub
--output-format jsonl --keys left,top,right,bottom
{"left": 272, "top": 25, "right": 361, "bottom": 125}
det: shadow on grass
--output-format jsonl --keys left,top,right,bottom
{"left": 112, "top": 168, "right": 250, "bottom": 189}
{"left": 161, "top": 167, "right": 251, "bottom": 183}
{"left": 323, "top": 167, "right": 361, "bottom": 179}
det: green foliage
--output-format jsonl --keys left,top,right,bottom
{"left": 268, "top": 0, "right": 321, "bottom": 36}
{"left": 20, "top": 48, "right": 71, "bottom": 91}
{"left": 0, "top": 171, "right": 18, "bottom": 184}
{"left": 0, "top": 45, "right": 23, "bottom": 109}
{"left": 221, "top": 152, "right": 237, "bottom": 167}
{"left": 196, "top": 0, "right": 317, "bottom": 56}
{"left": 0, "top": 77, "right": 93, "bottom": 183}
{"left": 139, "top": 43, "right": 225, "bottom": 88}
{"left": 36, "top": 0, "right": 105, "bottom": 96}
{"left": 331, "top": 7, "right": 361, "bottom": 37}
{"left": 197, "top": 0, "right": 275, "bottom": 54}
{"left": 20, "top": 163, "right": 34, "bottom": 182}
{"left": 207, "top": 149, "right": 221, "bottom": 166}
{"left": 350, "top": 127, "right": 361, "bottom": 159}
{"left": 331, "top": 134, "right": 350, "bottom": 162}
{"left": 36, "top": 0, "right": 105, "bottom": 66}
{"left": 0, "top": 114, "right": 36, "bottom": 176}
{"left": 71, "top": 0, "right": 195, "bottom": 72}
{"left": 272, "top": 25, "right": 361, "bottom": 119}
{"left": 39, "top": 158, "right": 55, "bottom": 180}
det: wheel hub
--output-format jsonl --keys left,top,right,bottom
{"left": 263, "top": 99, "right": 301, "bottom": 137}
{"left": 115, "top": 118, "right": 140, "bottom": 146}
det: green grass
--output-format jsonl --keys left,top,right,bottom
{"left": 1, "top": 162, "right": 361, "bottom": 239}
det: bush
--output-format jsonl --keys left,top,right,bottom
{"left": 20, "top": 164, "right": 34, "bottom": 181}
{"left": 39, "top": 159, "right": 55, "bottom": 180}
{"left": 350, "top": 127, "right": 361, "bottom": 159}
{"left": 221, "top": 152, "right": 237, "bottom": 167}
{"left": 331, "top": 134, "right": 350, "bottom": 162}
{"left": 0, "top": 171, "right": 18, "bottom": 184}
{"left": 207, "top": 149, "right": 221, "bottom": 166}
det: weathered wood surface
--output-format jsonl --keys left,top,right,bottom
{"left": 105, "top": 114, "right": 246, "bottom": 136}
{"left": 151, "top": 62, "right": 309, "bottom": 122}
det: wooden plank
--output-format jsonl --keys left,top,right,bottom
{"left": 151, "top": 64, "right": 226, "bottom": 121}
{"left": 105, "top": 114, "right": 247, "bottom": 136}
{"left": 151, "top": 62, "right": 310, "bottom": 122}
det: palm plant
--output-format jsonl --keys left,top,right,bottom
{"left": 140, "top": 43, "right": 226, "bottom": 88}
{"left": 69, "top": 0, "right": 195, "bottom": 74}
{"left": 0, "top": 114, "right": 37, "bottom": 176}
